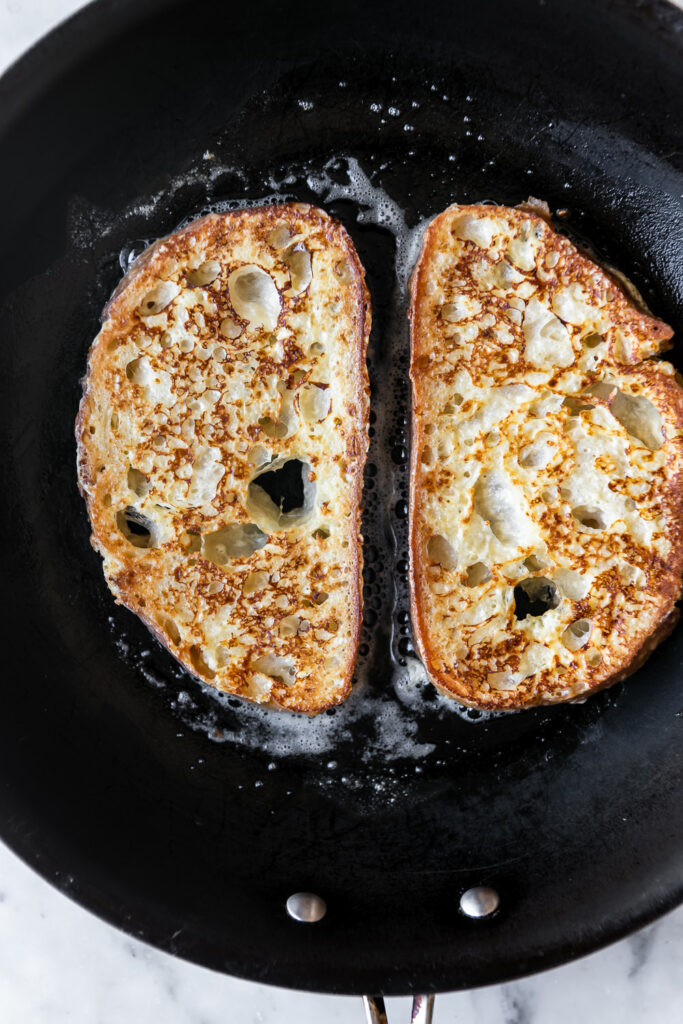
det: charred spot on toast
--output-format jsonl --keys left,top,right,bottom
{"left": 247, "top": 457, "right": 316, "bottom": 531}
{"left": 116, "top": 507, "right": 157, "bottom": 548}
{"left": 513, "top": 577, "right": 561, "bottom": 619}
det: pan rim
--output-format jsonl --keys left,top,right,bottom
{"left": 1, "top": 818, "right": 683, "bottom": 995}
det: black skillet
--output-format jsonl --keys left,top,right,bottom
{"left": 1, "top": 0, "right": 682, "bottom": 1008}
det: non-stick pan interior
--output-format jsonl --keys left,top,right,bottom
{"left": 0, "top": 0, "right": 682, "bottom": 995}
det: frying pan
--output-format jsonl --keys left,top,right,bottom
{"left": 1, "top": 0, "right": 682, "bottom": 1008}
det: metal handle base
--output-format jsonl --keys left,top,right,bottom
{"left": 363, "top": 994, "right": 435, "bottom": 1024}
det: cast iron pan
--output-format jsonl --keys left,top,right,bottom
{"left": 0, "top": 0, "right": 682, "bottom": 998}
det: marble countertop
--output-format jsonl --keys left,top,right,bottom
{"left": 1, "top": 2, "right": 683, "bottom": 1021}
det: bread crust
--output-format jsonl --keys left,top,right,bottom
{"left": 409, "top": 202, "right": 682, "bottom": 710}
{"left": 77, "top": 205, "right": 370, "bottom": 714}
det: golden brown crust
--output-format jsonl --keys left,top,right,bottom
{"left": 77, "top": 205, "right": 370, "bottom": 714}
{"left": 409, "top": 202, "right": 681, "bottom": 710}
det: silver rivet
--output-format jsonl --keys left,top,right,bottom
{"left": 286, "top": 891, "right": 327, "bottom": 923}
{"left": 459, "top": 886, "right": 500, "bottom": 918}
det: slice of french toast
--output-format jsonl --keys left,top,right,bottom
{"left": 409, "top": 201, "right": 683, "bottom": 709}
{"left": 77, "top": 205, "right": 370, "bottom": 713}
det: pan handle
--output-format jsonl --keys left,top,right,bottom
{"left": 362, "top": 994, "right": 435, "bottom": 1024}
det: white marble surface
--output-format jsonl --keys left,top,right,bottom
{"left": 2, "top": 1, "right": 683, "bottom": 1020}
